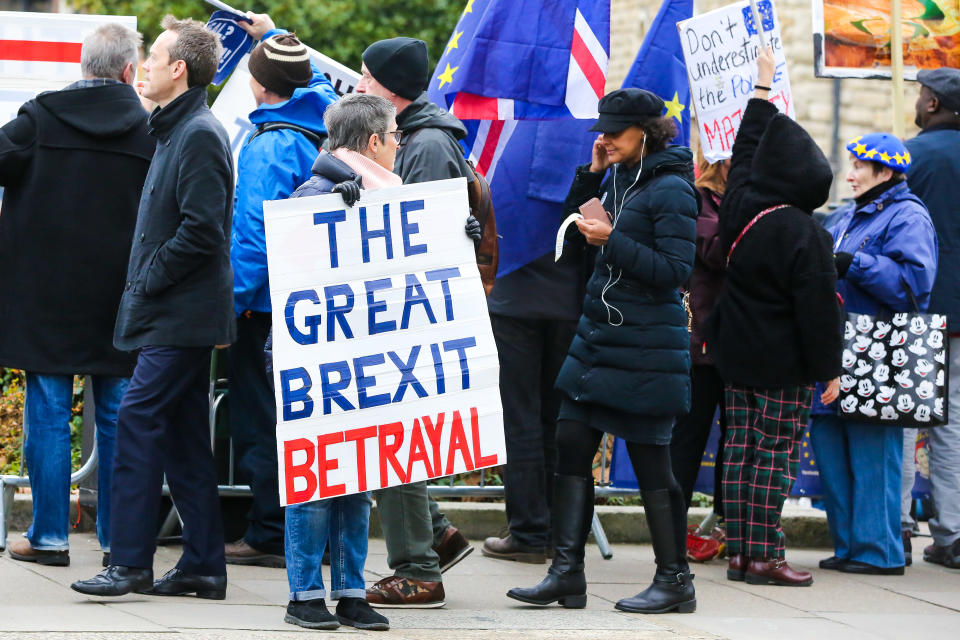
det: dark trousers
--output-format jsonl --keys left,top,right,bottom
{"left": 490, "top": 313, "right": 577, "bottom": 548}
{"left": 670, "top": 364, "right": 727, "bottom": 516}
{"left": 109, "top": 346, "right": 226, "bottom": 575}
{"left": 228, "top": 313, "right": 283, "bottom": 555}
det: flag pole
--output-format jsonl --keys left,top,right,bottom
{"left": 891, "top": 0, "right": 905, "bottom": 137}
{"left": 748, "top": 0, "right": 768, "bottom": 49}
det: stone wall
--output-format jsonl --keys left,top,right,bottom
{"left": 607, "top": 0, "right": 921, "bottom": 199}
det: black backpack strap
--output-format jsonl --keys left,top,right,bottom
{"left": 245, "top": 122, "right": 327, "bottom": 150}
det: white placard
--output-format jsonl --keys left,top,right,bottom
{"left": 0, "top": 11, "right": 136, "bottom": 84}
{"left": 678, "top": 0, "right": 792, "bottom": 163}
{"left": 264, "top": 178, "right": 505, "bottom": 505}
{"left": 211, "top": 50, "right": 359, "bottom": 170}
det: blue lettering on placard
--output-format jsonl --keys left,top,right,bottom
{"left": 400, "top": 199, "right": 428, "bottom": 256}
{"left": 388, "top": 346, "right": 428, "bottom": 402}
{"left": 360, "top": 204, "right": 393, "bottom": 263}
{"left": 285, "top": 290, "right": 322, "bottom": 345}
{"left": 320, "top": 361, "right": 355, "bottom": 414}
{"left": 324, "top": 284, "right": 355, "bottom": 341}
{"left": 365, "top": 278, "right": 396, "bottom": 335}
{"left": 443, "top": 337, "right": 478, "bottom": 390}
{"left": 314, "top": 210, "right": 346, "bottom": 268}
{"left": 280, "top": 367, "right": 314, "bottom": 421}
{"left": 401, "top": 273, "right": 437, "bottom": 329}
{"left": 425, "top": 267, "right": 461, "bottom": 321}
{"left": 354, "top": 354, "right": 391, "bottom": 409}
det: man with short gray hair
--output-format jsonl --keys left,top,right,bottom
{"left": 0, "top": 22, "right": 154, "bottom": 567}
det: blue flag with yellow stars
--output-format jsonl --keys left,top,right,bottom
{"left": 622, "top": 0, "right": 692, "bottom": 146}
{"left": 428, "top": 0, "right": 610, "bottom": 120}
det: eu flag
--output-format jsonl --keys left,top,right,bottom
{"left": 622, "top": 0, "right": 693, "bottom": 146}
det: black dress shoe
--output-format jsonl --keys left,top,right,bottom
{"left": 818, "top": 555, "right": 848, "bottom": 570}
{"left": 142, "top": 567, "right": 227, "bottom": 599}
{"left": 71, "top": 566, "right": 153, "bottom": 596}
{"left": 838, "top": 560, "right": 904, "bottom": 575}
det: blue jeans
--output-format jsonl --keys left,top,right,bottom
{"left": 285, "top": 493, "right": 372, "bottom": 601}
{"left": 24, "top": 373, "right": 128, "bottom": 551}
{"left": 809, "top": 414, "right": 904, "bottom": 568}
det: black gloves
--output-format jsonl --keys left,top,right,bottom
{"left": 465, "top": 215, "right": 482, "bottom": 241}
{"left": 332, "top": 179, "right": 361, "bottom": 207}
{"left": 834, "top": 251, "right": 854, "bottom": 279}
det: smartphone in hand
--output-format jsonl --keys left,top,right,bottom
{"left": 579, "top": 197, "right": 610, "bottom": 222}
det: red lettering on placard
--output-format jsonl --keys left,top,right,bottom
{"left": 284, "top": 438, "right": 317, "bottom": 504}
{"left": 344, "top": 426, "right": 377, "bottom": 491}
{"left": 378, "top": 421, "right": 407, "bottom": 486}
{"left": 470, "top": 407, "right": 497, "bottom": 467}
{"left": 703, "top": 120, "right": 722, "bottom": 150}
{"left": 316, "top": 432, "right": 346, "bottom": 498}
{"left": 421, "top": 412, "right": 445, "bottom": 474}
{"left": 405, "top": 418, "right": 435, "bottom": 479}
{"left": 445, "top": 410, "right": 475, "bottom": 475}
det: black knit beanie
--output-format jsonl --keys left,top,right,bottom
{"left": 362, "top": 37, "right": 429, "bottom": 101}
{"left": 248, "top": 33, "right": 312, "bottom": 97}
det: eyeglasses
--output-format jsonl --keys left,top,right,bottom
{"left": 384, "top": 129, "right": 403, "bottom": 144}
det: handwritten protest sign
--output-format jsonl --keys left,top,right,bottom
{"left": 264, "top": 178, "right": 505, "bottom": 505}
{"left": 210, "top": 50, "right": 359, "bottom": 170}
{"left": 677, "top": 0, "right": 791, "bottom": 162}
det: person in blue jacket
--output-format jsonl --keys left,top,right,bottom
{"left": 810, "top": 133, "right": 938, "bottom": 576}
{"left": 225, "top": 13, "right": 338, "bottom": 568}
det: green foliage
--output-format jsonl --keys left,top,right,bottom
{"left": 69, "top": 0, "right": 466, "bottom": 75}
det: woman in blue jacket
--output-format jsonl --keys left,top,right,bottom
{"left": 507, "top": 88, "right": 698, "bottom": 614}
{"left": 811, "top": 133, "right": 938, "bottom": 575}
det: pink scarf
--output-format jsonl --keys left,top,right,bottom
{"left": 331, "top": 148, "right": 402, "bottom": 190}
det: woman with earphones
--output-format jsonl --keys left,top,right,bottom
{"left": 506, "top": 88, "right": 699, "bottom": 614}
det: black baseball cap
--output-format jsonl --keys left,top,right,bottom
{"left": 590, "top": 88, "right": 665, "bottom": 133}
{"left": 918, "top": 68, "right": 960, "bottom": 113}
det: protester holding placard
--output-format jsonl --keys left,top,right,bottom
{"left": 507, "top": 87, "right": 698, "bottom": 614}
{"left": 0, "top": 22, "right": 153, "bottom": 568}
{"left": 225, "top": 12, "right": 338, "bottom": 571}
{"left": 357, "top": 36, "right": 480, "bottom": 608}
{"left": 72, "top": 16, "right": 235, "bottom": 599}
{"left": 707, "top": 46, "right": 844, "bottom": 587}
{"left": 809, "top": 133, "right": 937, "bottom": 576}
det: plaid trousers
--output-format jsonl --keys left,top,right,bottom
{"left": 721, "top": 385, "right": 813, "bottom": 560}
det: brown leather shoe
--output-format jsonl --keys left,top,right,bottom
{"left": 726, "top": 554, "right": 746, "bottom": 581}
{"left": 365, "top": 576, "right": 445, "bottom": 608}
{"left": 745, "top": 559, "right": 813, "bottom": 586}
{"left": 224, "top": 539, "right": 285, "bottom": 568}
{"left": 482, "top": 534, "right": 548, "bottom": 564}
{"left": 8, "top": 538, "right": 69, "bottom": 566}
{"left": 433, "top": 526, "right": 474, "bottom": 573}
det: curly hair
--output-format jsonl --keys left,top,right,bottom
{"left": 638, "top": 116, "right": 678, "bottom": 154}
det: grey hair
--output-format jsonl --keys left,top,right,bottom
{"left": 324, "top": 93, "right": 396, "bottom": 153}
{"left": 80, "top": 23, "right": 142, "bottom": 82}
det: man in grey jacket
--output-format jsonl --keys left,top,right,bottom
{"left": 72, "top": 16, "right": 235, "bottom": 598}
{"left": 356, "top": 36, "right": 479, "bottom": 608}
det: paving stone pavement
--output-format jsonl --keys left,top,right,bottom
{"left": 0, "top": 529, "right": 958, "bottom": 639}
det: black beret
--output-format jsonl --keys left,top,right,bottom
{"left": 918, "top": 68, "right": 960, "bottom": 113}
{"left": 590, "top": 88, "right": 665, "bottom": 133}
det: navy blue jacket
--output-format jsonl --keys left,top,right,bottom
{"left": 554, "top": 147, "right": 698, "bottom": 419}
{"left": 905, "top": 125, "right": 960, "bottom": 321}
{"left": 113, "top": 87, "right": 236, "bottom": 350}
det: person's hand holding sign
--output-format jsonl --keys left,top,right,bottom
{"left": 239, "top": 12, "right": 276, "bottom": 40}
{"left": 753, "top": 44, "right": 775, "bottom": 100}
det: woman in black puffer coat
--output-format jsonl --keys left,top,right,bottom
{"left": 507, "top": 88, "right": 698, "bottom": 614}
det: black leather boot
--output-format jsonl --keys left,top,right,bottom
{"left": 506, "top": 474, "right": 593, "bottom": 609}
{"left": 616, "top": 488, "right": 696, "bottom": 614}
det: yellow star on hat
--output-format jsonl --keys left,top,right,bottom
{"left": 853, "top": 142, "right": 868, "bottom": 155}
{"left": 880, "top": 151, "right": 892, "bottom": 163}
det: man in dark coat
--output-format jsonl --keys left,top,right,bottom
{"left": 0, "top": 23, "right": 154, "bottom": 566}
{"left": 356, "top": 36, "right": 480, "bottom": 608}
{"left": 907, "top": 68, "right": 960, "bottom": 569}
{"left": 71, "top": 16, "right": 235, "bottom": 599}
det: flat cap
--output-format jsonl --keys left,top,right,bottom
{"left": 918, "top": 68, "right": 960, "bottom": 113}
{"left": 590, "top": 88, "right": 664, "bottom": 133}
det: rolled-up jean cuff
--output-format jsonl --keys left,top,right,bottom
{"left": 26, "top": 536, "right": 68, "bottom": 552}
{"left": 331, "top": 588, "right": 367, "bottom": 600}
{"left": 290, "top": 588, "right": 326, "bottom": 602}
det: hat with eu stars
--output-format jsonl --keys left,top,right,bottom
{"left": 846, "top": 132, "right": 911, "bottom": 173}
{"left": 590, "top": 88, "right": 664, "bottom": 133}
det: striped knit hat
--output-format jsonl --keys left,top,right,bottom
{"left": 248, "top": 33, "right": 312, "bottom": 97}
